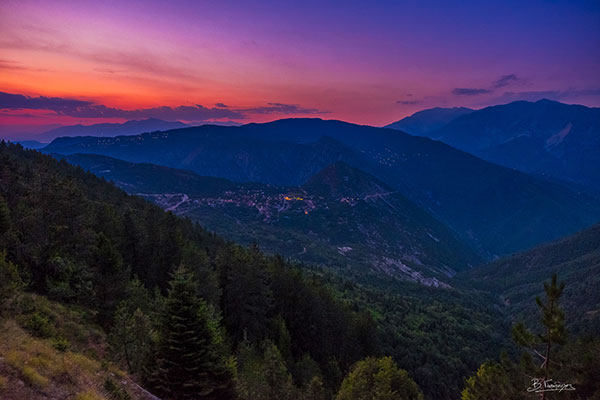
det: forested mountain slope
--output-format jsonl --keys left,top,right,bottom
{"left": 0, "top": 143, "right": 510, "bottom": 399}
{"left": 457, "top": 223, "right": 600, "bottom": 334}
{"left": 43, "top": 118, "right": 600, "bottom": 258}
{"left": 0, "top": 142, "right": 376, "bottom": 399}
{"left": 58, "top": 153, "right": 480, "bottom": 285}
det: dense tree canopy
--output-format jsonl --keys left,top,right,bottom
{"left": 0, "top": 142, "right": 380, "bottom": 397}
{"left": 336, "top": 356, "right": 423, "bottom": 400}
{"left": 5, "top": 142, "right": 589, "bottom": 400}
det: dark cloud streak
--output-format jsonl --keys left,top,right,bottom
{"left": 0, "top": 92, "right": 328, "bottom": 122}
{"left": 62, "top": 104, "right": 245, "bottom": 121}
{"left": 452, "top": 88, "right": 492, "bottom": 96}
{"left": 0, "top": 92, "right": 92, "bottom": 110}
{"left": 452, "top": 74, "right": 520, "bottom": 97}
{"left": 493, "top": 74, "right": 519, "bottom": 88}
{"left": 396, "top": 100, "right": 422, "bottom": 105}
{"left": 239, "top": 102, "right": 329, "bottom": 115}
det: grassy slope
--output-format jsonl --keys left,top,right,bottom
{"left": 0, "top": 294, "right": 155, "bottom": 400}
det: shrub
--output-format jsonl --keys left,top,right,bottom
{"left": 52, "top": 336, "right": 70, "bottom": 352}
{"left": 104, "top": 378, "right": 132, "bottom": 400}
{"left": 24, "top": 312, "right": 54, "bottom": 338}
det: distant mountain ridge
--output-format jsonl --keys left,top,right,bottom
{"left": 37, "top": 118, "right": 189, "bottom": 141}
{"left": 385, "top": 107, "right": 473, "bottom": 136}
{"left": 59, "top": 153, "right": 480, "bottom": 285}
{"left": 14, "top": 140, "right": 47, "bottom": 149}
{"left": 44, "top": 118, "right": 600, "bottom": 258}
{"left": 389, "top": 99, "right": 600, "bottom": 192}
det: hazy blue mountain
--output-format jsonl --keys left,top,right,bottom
{"left": 38, "top": 118, "right": 189, "bottom": 141}
{"left": 385, "top": 107, "right": 473, "bottom": 136}
{"left": 47, "top": 125, "right": 367, "bottom": 186}
{"left": 458, "top": 223, "right": 600, "bottom": 333}
{"left": 56, "top": 152, "right": 239, "bottom": 196}
{"left": 425, "top": 99, "right": 600, "bottom": 192}
{"left": 59, "top": 153, "right": 479, "bottom": 285}
{"left": 14, "top": 140, "right": 47, "bottom": 149}
{"left": 44, "top": 118, "right": 600, "bottom": 258}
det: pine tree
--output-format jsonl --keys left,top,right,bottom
{"left": 181, "top": 243, "right": 220, "bottom": 306}
{"left": 303, "top": 376, "right": 326, "bottom": 400}
{"left": 462, "top": 275, "right": 571, "bottom": 400}
{"left": 217, "top": 245, "right": 273, "bottom": 344}
{"left": 0, "top": 195, "right": 10, "bottom": 235}
{"left": 512, "top": 274, "right": 567, "bottom": 400}
{"left": 111, "top": 305, "right": 152, "bottom": 373}
{"left": 237, "top": 340, "right": 297, "bottom": 400}
{"left": 0, "top": 250, "right": 22, "bottom": 313}
{"left": 109, "top": 281, "right": 155, "bottom": 375}
{"left": 151, "top": 266, "right": 234, "bottom": 400}
{"left": 91, "top": 233, "right": 128, "bottom": 326}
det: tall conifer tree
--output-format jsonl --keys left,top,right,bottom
{"left": 152, "top": 266, "right": 234, "bottom": 400}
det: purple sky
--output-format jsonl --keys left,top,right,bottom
{"left": 1, "top": 0, "right": 599, "bottom": 137}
